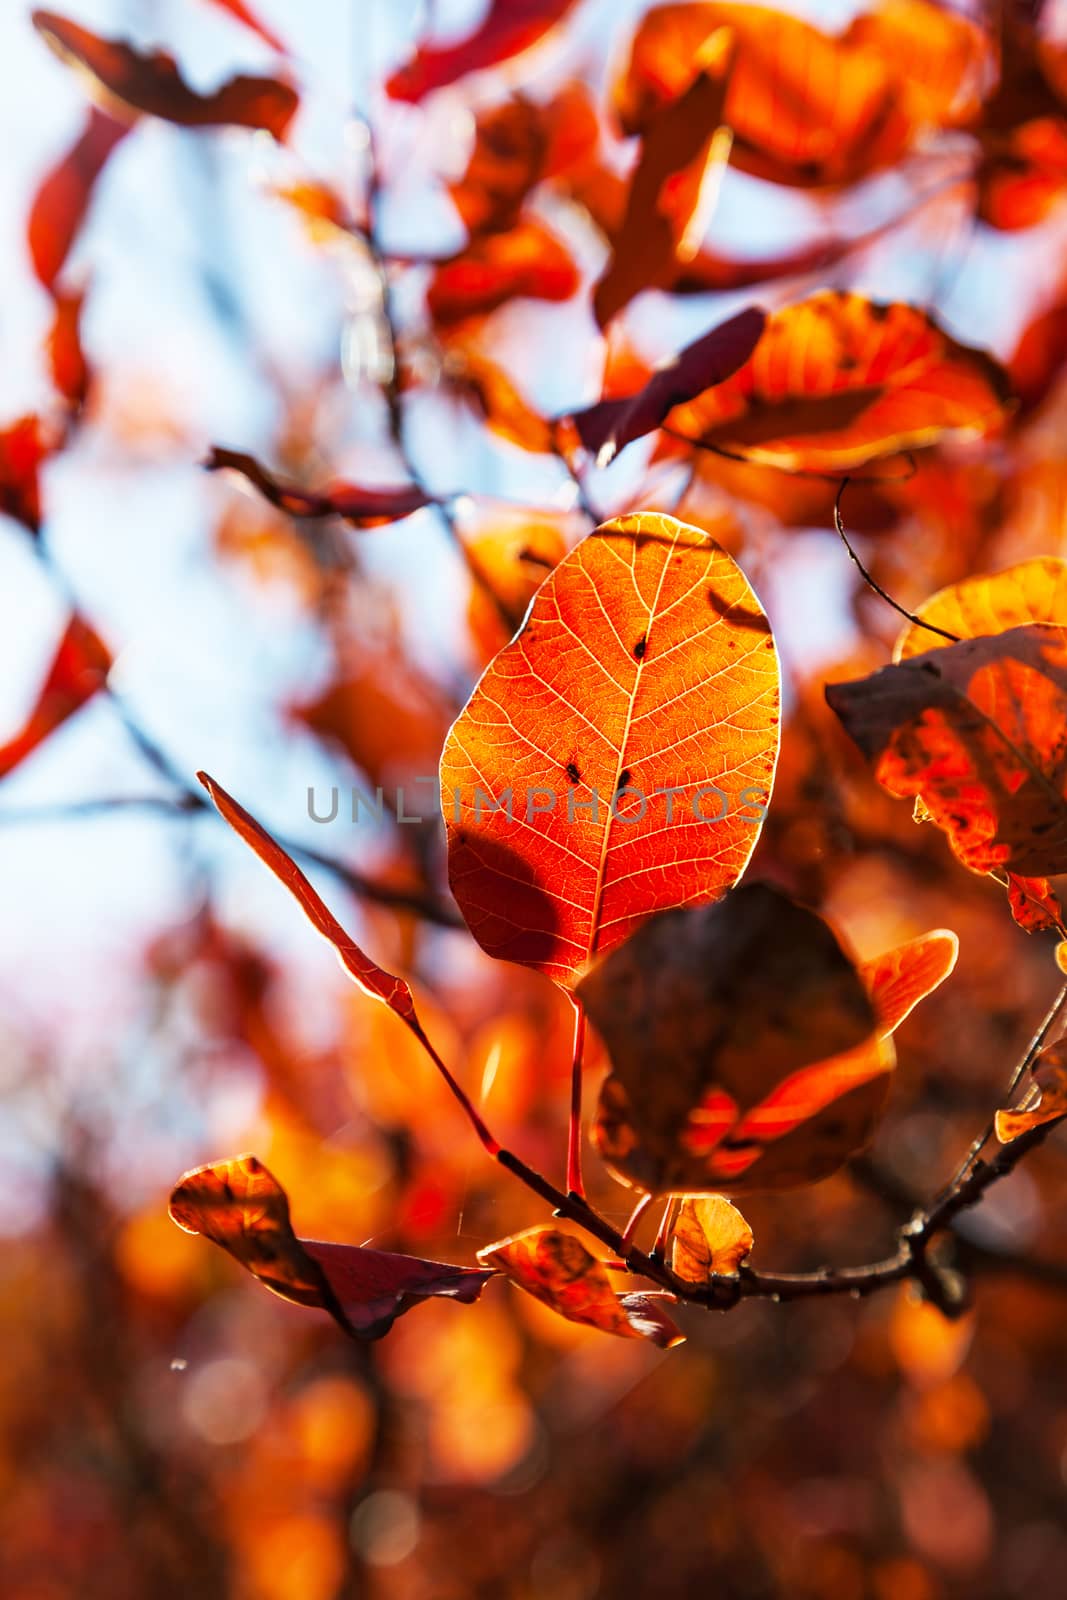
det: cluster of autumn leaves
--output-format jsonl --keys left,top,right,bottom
{"left": 171, "top": 517, "right": 1067, "bottom": 1349}
{"left": 16, "top": 0, "right": 1067, "bottom": 1345}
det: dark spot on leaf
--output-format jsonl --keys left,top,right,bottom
{"left": 634, "top": 634, "right": 647, "bottom": 660}
{"left": 566, "top": 761, "right": 580, "bottom": 784}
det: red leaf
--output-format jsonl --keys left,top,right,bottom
{"left": 205, "top": 447, "right": 430, "bottom": 528}
{"left": 568, "top": 307, "right": 766, "bottom": 466}
{"left": 387, "top": 0, "right": 577, "bottom": 103}
{"left": 0, "top": 615, "right": 111, "bottom": 778}
{"left": 196, "top": 772, "right": 422, "bottom": 1027}
{"left": 0, "top": 416, "right": 48, "bottom": 534}
{"left": 427, "top": 219, "right": 579, "bottom": 328}
{"left": 170, "top": 1154, "right": 492, "bottom": 1340}
{"left": 28, "top": 106, "right": 129, "bottom": 291}
{"left": 33, "top": 10, "right": 298, "bottom": 140}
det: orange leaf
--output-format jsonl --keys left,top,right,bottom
{"left": 196, "top": 772, "right": 422, "bottom": 1028}
{"left": 387, "top": 0, "right": 576, "bottom": 103}
{"left": 616, "top": 2, "right": 988, "bottom": 188}
{"left": 427, "top": 219, "right": 579, "bottom": 328}
{"left": 890, "top": 561, "right": 1067, "bottom": 930}
{"left": 979, "top": 118, "right": 1067, "bottom": 231}
{"left": 860, "top": 930, "right": 959, "bottom": 1036}
{"left": 477, "top": 1226, "right": 684, "bottom": 1346}
{"left": 0, "top": 615, "right": 110, "bottom": 778}
{"left": 170, "top": 1154, "right": 492, "bottom": 1339}
{"left": 826, "top": 624, "right": 1067, "bottom": 882}
{"left": 33, "top": 10, "right": 298, "bottom": 139}
{"left": 27, "top": 105, "right": 128, "bottom": 291}
{"left": 441, "top": 513, "right": 780, "bottom": 988}
{"left": 895, "top": 558, "right": 1067, "bottom": 662}
{"left": 206, "top": 447, "right": 430, "bottom": 528}
{"left": 994, "top": 1042, "right": 1067, "bottom": 1142}
{"left": 593, "top": 28, "right": 733, "bottom": 327}
{"left": 47, "top": 289, "right": 89, "bottom": 410}
{"left": 578, "top": 884, "right": 894, "bottom": 1195}
{"left": 443, "top": 343, "right": 555, "bottom": 454}
{"left": 663, "top": 292, "right": 1011, "bottom": 473}
{"left": 670, "top": 1196, "right": 753, "bottom": 1280}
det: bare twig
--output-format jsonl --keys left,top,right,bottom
{"left": 833, "top": 478, "right": 961, "bottom": 643}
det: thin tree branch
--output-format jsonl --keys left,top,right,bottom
{"left": 834, "top": 477, "right": 961, "bottom": 643}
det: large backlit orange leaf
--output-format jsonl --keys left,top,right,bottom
{"left": 0, "top": 615, "right": 110, "bottom": 778}
{"left": 477, "top": 1226, "right": 684, "bottom": 1346}
{"left": 33, "top": 10, "right": 298, "bottom": 139}
{"left": 593, "top": 27, "right": 733, "bottom": 327}
{"left": 387, "top": 0, "right": 576, "bottom": 102}
{"left": 170, "top": 1154, "right": 492, "bottom": 1339}
{"left": 28, "top": 105, "right": 128, "bottom": 291}
{"left": 427, "top": 220, "right": 579, "bottom": 327}
{"left": 994, "top": 1042, "right": 1067, "bottom": 1142}
{"left": 670, "top": 1196, "right": 753, "bottom": 1280}
{"left": 860, "top": 930, "right": 959, "bottom": 1036}
{"left": 578, "top": 884, "right": 894, "bottom": 1195}
{"left": 662, "top": 292, "right": 1011, "bottom": 473}
{"left": 826, "top": 624, "right": 1067, "bottom": 885}
{"left": 441, "top": 513, "right": 780, "bottom": 988}
{"left": 614, "top": 1, "right": 984, "bottom": 189}
{"left": 206, "top": 446, "right": 431, "bottom": 528}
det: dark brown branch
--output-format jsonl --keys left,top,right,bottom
{"left": 833, "top": 477, "right": 961, "bottom": 643}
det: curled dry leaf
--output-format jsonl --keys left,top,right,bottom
{"left": 614, "top": 0, "right": 987, "bottom": 189}
{"left": 593, "top": 28, "right": 734, "bottom": 327}
{"left": 661, "top": 292, "right": 1011, "bottom": 473}
{"left": 0, "top": 615, "right": 110, "bottom": 779}
{"left": 205, "top": 447, "right": 431, "bottom": 528}
{"left": 994, "top": 1042, "right": 1067, "bottom": 1143}
{"left": 427, "top": 220, "right": 580, "bottom": 327}
{"left": 670, "top": 1196, "right": 753, "bottom": 1281}
{"left": 169, "top": 1154, "right": 492, "bottom": 1340}
{"left": 827, "top": 625, "right": 1067, "bottom": 889}
{"left": 568, "top": 307, "right": 766, "bottom": 466}
{"left": 32, "top": 10, "right": 298, "bottom": 139}
{"left": 441, "top": 513, "right": 780, "bottom": 988}
{"left": 477, "top": 1226, "right": 684, "bottom": 1347}
{"left": 28, "top": 105, "right": 129, "bottom": 291}
{"left": 860, "top": 930, "right": 959, "bottom": 1036}
{"left": 387, "top": 0, "right": 576, "bottom": 103}
{"left": 197, "top": 771, "right": 423, "bottom": 1021}
{"left": 578, "top": 883, "right": 894, "bottom": 1195}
